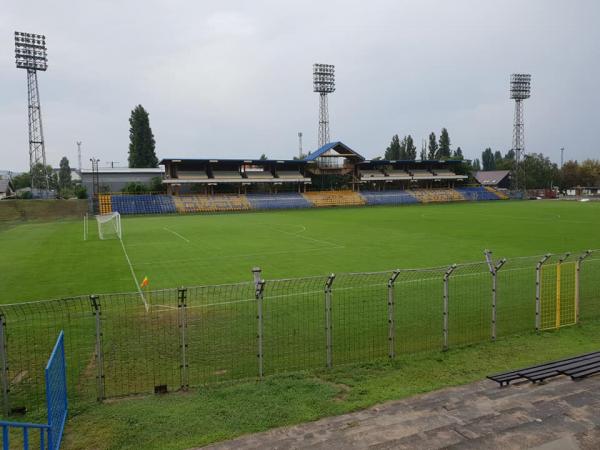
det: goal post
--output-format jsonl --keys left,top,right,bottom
{"left": 96, "top": 212, "right": 122, "bottom": 240}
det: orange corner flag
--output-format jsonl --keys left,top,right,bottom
{"left": 140, "top": 276, "right": 149, "bottom": 289}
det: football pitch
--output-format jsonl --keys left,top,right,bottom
{"left": 1, "top": 199, "right": 599, "bottom": 304}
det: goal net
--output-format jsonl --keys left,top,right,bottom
{"left": 96, "top": 212, "right": 122, "bottom": 240}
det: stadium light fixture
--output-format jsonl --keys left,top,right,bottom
{"left": 313, "top": 64, "right": 335, "bottom": 93}
{"left": 15, "top": 31, "right": 48, "bottom": 71}
{"left": 509, "top": 73, "right": 531, "bottom": 100}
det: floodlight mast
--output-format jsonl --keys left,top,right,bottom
{"left": 313, "top": 64, "right": 335, "bottom": 148}
{"left": 14, "top": 31, "right": 49, "bottom": 193}
{"left": 510, "top": 73, "right": 531, "bottom": 193}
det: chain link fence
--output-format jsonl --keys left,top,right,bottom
{"left": 1, "top": 249, "right": 599, "bottom": 416}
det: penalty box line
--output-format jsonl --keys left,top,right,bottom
{"left": 119, "top": 237, "right": 149, "bottom": 311}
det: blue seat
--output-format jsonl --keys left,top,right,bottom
{"left": 359, "top": 190, "right": 420, "bottom": 206}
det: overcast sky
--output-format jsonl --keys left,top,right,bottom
{"left": 1, "top": 0, "right": 599, "bottom": 171}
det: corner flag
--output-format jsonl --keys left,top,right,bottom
{"left": 140, "top": 276, "right": 149, "bottom": 289}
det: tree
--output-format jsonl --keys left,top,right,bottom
{"left": 453, "top": 146, "right": 464, "bottom": 160}
{"left": 427, "top": 132, "right": 438, "bottom": 160}
{"left": 559, "top": 160, "right": 580, "bottom": 189}
{"left": 58, "top": 157, "right": 72, "bottom": 190}
{"left": 11, "top": 172, "right": 31, "bottom": 190}
{"left": 31, "top": 163, "right": 55, "bottom": 190}
{"left": 519, "top": 153, "right": 560, "bottom": 189}
{"left": 128, "top": 105, "right": 158, "bottom": 168}
{"left": 437, "top": 128, "right": 451, "bottom": 158}
{"left": 404, "top": 135, "right": 417, "bottom": 160}
{"left": 384, "top": 134, "right": 401, "bottom": 160}
{"left": 580, "top": 159, "right": 600, "bottom": 186}
{"left": 481, "top": 148, "right": 496, "bottom": 170}
{"left": 471, "top": 158, "right": 481, "bottom": 171}
{"left": 494, "top": 151, "right": 503, "bottom": 166}
{"left": 259, "top": 154, "right": 268, "bottom": 160}
{"left": 420, "top": 147, "right": 427, "bottom": 160}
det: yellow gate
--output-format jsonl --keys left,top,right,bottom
{"left": 540, "top": 261, "right": 577, "bottom": 330}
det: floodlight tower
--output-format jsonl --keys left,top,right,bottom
{"left": 510, "top": 73, "right": 531, "bottom": 191}
{"left": 14, "top": 31, "right": 49, "bottom": 192}
{"left": 313, "top": 64, "right": 335, "bottom": 148}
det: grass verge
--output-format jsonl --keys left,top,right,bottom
{"left": 62, "top": 319, "right": 600, "bottom": 450}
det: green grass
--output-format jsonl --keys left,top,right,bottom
{"left": 2, "top": 200, "right": 600, "bottom": 448}
{"left": 1, "top": 200, "right": 600, "bottom": 303}
{"left": 60, "top": 319, "right": 600, "bottom": 450}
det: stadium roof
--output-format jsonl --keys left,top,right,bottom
{"left": 474, "top": 170, "right": 510, "bottom": 186}
{"left": 361, "top": 159, "right": 465, "bottom": 165}
{"left": 81, "top": 168, "right": 164, "bottom": 174}
{"left": 159, "top": 158, "right": 305, "bottom": 165}
{"left": 304, "top": 142, "right": 365, "bottom": 162}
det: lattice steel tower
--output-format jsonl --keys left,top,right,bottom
{"left": 14, "top": 31, "right": 49, "bottom": 192}
{"left": 313, "top": 64, "right": 335, "bottom": 148}
{"left": 510, "top": 73, "right": 531, "bottom": 191}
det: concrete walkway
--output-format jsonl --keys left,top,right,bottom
{"left": 200, "top": 376, "right": 600, "bottom": 449}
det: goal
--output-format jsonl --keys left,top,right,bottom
{"left": 90, "top": 212, "right": 122, "bottom": 240}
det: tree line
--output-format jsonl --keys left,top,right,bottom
{"left": 473, "top": 147, "right": 600, "bottom": 190}
{"left": 383, "top": 128, "right": 463, "bottom": 161}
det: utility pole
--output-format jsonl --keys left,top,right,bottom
{"left": 560, "top": 147, "right": 564, "bottom": 168}
{"left": 77, "top": 141, "right": 82, "bottom": 172}
{"left": 298, "top": 132, "right": 303, "bottom": 159}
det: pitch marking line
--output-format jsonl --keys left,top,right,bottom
{"left": 164, "top": 227, "right": 191, "bottom": 243}
{"left": 119, "top": 238, "right": 149, "bottom": 312}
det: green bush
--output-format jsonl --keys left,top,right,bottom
{"left": 74, "top": 185, "right": 88, "bottom": 199}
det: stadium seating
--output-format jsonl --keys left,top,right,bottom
{"left": 411, "top": 189, "right": 465, "bottom": 203}
{"left": 410, "top": 170, "right": 435, "bottom": 180}
{"left": 95, "top": 186, "right": 507, "bottom": 216}
{"left": 245, "top": 171, "right": 274, "bottom": 180}
{"left": 455, "top": 186, "right": 502, "bottom": 201}
{"left": 177, "top": 171, "right": 208, "bottom": 180}
{"left": 486, "top": 186, "right": 508, "bottom": 199}
{"left": 246, "top": 193, "right": 312, "bottom": 210}
{"left": 212, "top": 171, "right": 242, "bottom": 180}
{"left": 276, "top": 171, "right": 311, "bottom": 182}
{"left": 99, "top": 194, "right": 112, "bottom": 214}
{"left": 303, "top": 190, "right": 366, "bottom": 207}
{"left": 359, "top": 190, "right": 419, "bottom": 206}
{"left": 173, "top": 194, "right": 251, "bottom": 213}
{"left": 386, "top": 169, "right": 411, "bottom": 180}
{"left": 110, "top": 194, "right": 176, "bottom": 215}
{"left": 360, "top": 170, "right": 387, "bottom": 180}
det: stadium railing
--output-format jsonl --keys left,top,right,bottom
{"left": 1, "top": 250, "right": 598, "bottom": 415}
{"left": 0, "top": 331, "right": 67, "bottom": 450}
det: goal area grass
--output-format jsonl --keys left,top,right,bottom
{"left": 1, "top": 200, "right": 599, "bottom": 304}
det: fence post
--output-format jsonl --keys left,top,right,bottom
{"left": 387, "top": 270, "right": 400, "bottom": 359}
{"left": 535, "top": 254, "right": 552, "bottom": 332}
{"left": 484, "top": 250, "right": 506, "bottom": 342}
{"left": 178, "top": 287, "right": 189, "bottom": 391}
{"left": 90, "top": 295, "right": 105, "bottom": 402}
{"left": 252, "top": 268, "right": 265, "bottom": 379}
{"left": 575, "top": 250, "right": 592, "bottom": 324}
{"left": 442, "top": 264, "right": 457, "bottom": 351}
{"left": 0, "top": 313, "right": 9, "bottom": 416}
{"left": 555, "top": 253, "right": 571, "bottom": 328}
{"left": 324, "top": 274, "right": 335, "bottom": 368}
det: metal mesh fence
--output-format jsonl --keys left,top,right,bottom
{"left": 1, "top": 249, "right": 599, "bottom": 417}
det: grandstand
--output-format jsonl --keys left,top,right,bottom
{"left": 96, "top": 187, "right": 505, "bottom": 215}
{"left": 90, "top": 142, "right": 503, "bottom": 215}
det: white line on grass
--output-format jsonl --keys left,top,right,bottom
{"left": 119, "top": 238, "right": 149, "bottom": 312}
{"left": 268, "top": 224, "right": 345, "bottom": 248}
{"left": 163, "top": 227, "right": 191, "bottom": 243}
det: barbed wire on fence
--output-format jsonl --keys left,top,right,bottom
{"left": 0, "top": 249, "right": 599, "bottom": 416}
